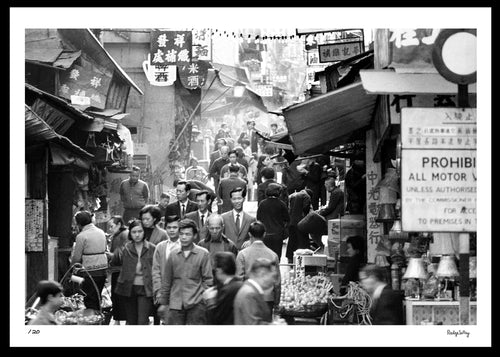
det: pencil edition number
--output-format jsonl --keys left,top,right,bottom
{"left": 28, "top": 329, "right": 40, "bottom": 334}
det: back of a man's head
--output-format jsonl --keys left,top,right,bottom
{"left": 249, "top": 257, "right": 274, "bottom": 277}
{"left": 261, "top": 167, "right": 275, "bottom": 180}
{"left": 248, "top": 221, "right": 266, "bottom": 240}
{"left": 214, "top": 251, "right": 237, "bottom": 276}
{"left": 228, "top": 164, "right": 240, "bottom": 174}
{"left": 74, "top": 210, "right": 92, "bottom": 227}
{"left": 360, "top": 264, "right": 386, "bottom": 283}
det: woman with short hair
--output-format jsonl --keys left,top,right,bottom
{"left": 110, "top": 219, "right": 156, "bottom": 325}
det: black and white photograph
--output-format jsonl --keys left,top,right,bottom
{"left": 10, "top": 6, "right": 491, "bottom": 347}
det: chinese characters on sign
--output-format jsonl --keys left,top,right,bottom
{"left": 25, "top": 199, "right": 45, "bottom": 252}
{"left": 192, "top": 28, "right": 212, "bottom": 61}
{"left": 401, "top": 108, "right": 477, "bottom": 231}
{"left": 388, "top": 28, "right": 441, "bottom": 71}
{"left": 307, "top": 50, "right": 321, "bottom": 66}
{"left": 58, "top": 64, "right": 111, "bottom": 109}
{"left": 318, "top": 41, "right": 363, "bottom": 63}
{"left": 178, "top": 60, "right": 209, "bottom": 90}
{"left": 142, "top": 54, "right": 177, "bottom": 86}
{"left": 365, "top": 129, "right": 384, "bottom": 263}
{"left": 254, "top": 84, "right": 273, "bottom": 97}
{"left": 150, "top": 31, "right": 193, "bottom": 65}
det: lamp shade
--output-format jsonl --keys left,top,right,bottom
{"left": 436, "top": 255, "right": 459, "bottom": 278}
{"left": 376, "top": 203, "right": 396, "bottom": 222}
{"left": 403, "top": 258, "right": 428, "bottom": 280}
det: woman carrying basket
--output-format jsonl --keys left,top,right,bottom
{"left": 70, "top": 211, "right": 108, "bottom": 314}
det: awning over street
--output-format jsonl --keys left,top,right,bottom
{"left": 359, "top": 69, "right": 477, "bottom": 95}
{"left": 201, "top": 67, "right": 268, "bottom": 114}
{"left": 282, "top": 81, "right": 377, "bottom": 156}
{"left": 25, "top": 104, "right": 94, "bottom": 168}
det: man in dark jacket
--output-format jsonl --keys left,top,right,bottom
{"left": 257, "top": 167, "right": 288, "bottom": 208}
{"left": 165, "top": 180, "right": 198, "bottom": 219}
{"left": 119, "top": 166, "right": 150, "bottom": 222}
{"left": 257, "top": 183, "right": 290, "bottom": 260}
{"left": 318, "top": 169, "right": 345, "bottom": 220}
{"left": 204, "top": 251, "right": 243, "bottom": 324}
{"left": 359, "top": 264, "right": 404, "bottom": 325}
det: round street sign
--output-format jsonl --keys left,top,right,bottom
{"left": 432, "top": 29, "right": 477, "bottom": 85}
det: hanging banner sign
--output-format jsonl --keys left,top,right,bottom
{"left": 142, "top": 53, "right": 176, "bottom": 86}
{"left": 192, "top": 28, "right": 212, "bottom": 61}
{"left": 178, "top": 60, "right": 209, "bottom": 89}
{"left": 318, "top": 41, "right": 363, "bottom": 63}
{"left": 59, "top": 64, "right": 111, "bottom": 109}
{"left": 401, "top": 108, "right": 477, "bottom": 232}
{"left": 150, "top": 30, "right": 192, "bottom": 66}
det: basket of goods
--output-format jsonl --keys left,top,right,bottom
{"left": 327, "top": 281, "right": 373, "bottom": 325}
{"left": 55, "top": 263, "right": 109, "bottom": 325}
{"left": 277, "top": 273, "right": 333, "bottom": 318}
{"left": 55, "top": 309, "right": 106, "bottom": 325}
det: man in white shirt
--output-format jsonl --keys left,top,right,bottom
{"left": 221, "top": 187, "right": 256, "bottom": 250}
{"left": 152, "top": 215, "right": 181, "bottom": 313}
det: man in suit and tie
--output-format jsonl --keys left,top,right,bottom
{"left": 185, "top": 190, "right": 212, "bottom": 243}
{"left": 165, "top": 180, "right": 198, "bottom": 220}
{"left": 359, "top": 264, "right": 404, "bottom": 325}
{"left": 221, "top": 187, "right": 256, "bottom": 250}
{"left": 234, "top": 258, "right": 277, "bottom": 324}
{"left": 218, "top": 164, "right": 247, "bottom": 214}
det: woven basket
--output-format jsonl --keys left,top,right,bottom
{"left": 277, "top": 303, "right": 328, "bottom": 318}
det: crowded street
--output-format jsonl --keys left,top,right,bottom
{"left": 13, "top": 6, "right": 491, "bottom": 348}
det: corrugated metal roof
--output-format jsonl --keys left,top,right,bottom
{"left": 25, "top": 45, "right": 81, "bottom": 70}
{"left": 25, "top": 104, "right": 94, "bottom": 160}
{"left": 26, "top": 83, "right": 94, "bottom": 121}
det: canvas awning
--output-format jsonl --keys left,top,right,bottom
{"left": 282, "top": 81, "right": 377, "bottom": 156}
{"left": 359, "top": 69, "right": 477, "bottom": 95}
{"left": 201, "top": 68, "right": 268, "bottom": 114}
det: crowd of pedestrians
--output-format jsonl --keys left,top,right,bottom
{"left": 28, "top": 121, "right": 404, "bottom": 327}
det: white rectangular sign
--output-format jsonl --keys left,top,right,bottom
{"left": 401, "top": 107, "right": 476, "bottom": 149}
{"left": 401, "top": 149, "right": 477, "bottom": 231}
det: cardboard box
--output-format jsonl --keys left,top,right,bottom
{"left": 327, "top": 215, "right": 366, "bottom": 257}
{"left": 293, "top": 254, "right": 328, "bottom": 268}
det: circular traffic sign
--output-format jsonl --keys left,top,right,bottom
{"left": 432, "top": 29, "right": 477, "bottom": 85}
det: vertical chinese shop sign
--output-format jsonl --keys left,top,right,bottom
{"left": 401, "top": 108, "right": 476, "bottom": 232}
{"left": 366, "top": 129, "right": 384, "bottom": 263}
{"left": 144, "top": 31, "right": 193, "bottom": 86}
